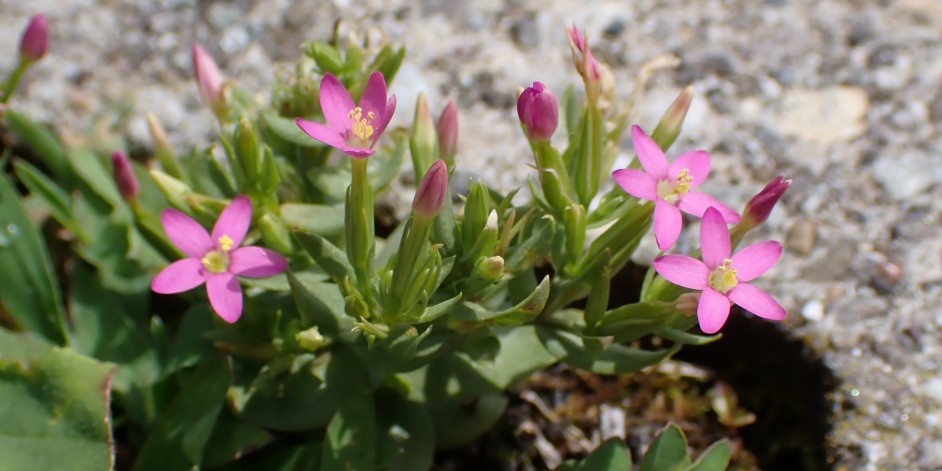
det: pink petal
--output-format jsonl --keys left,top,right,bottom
{"left": 296, "top": 118, "right": 347, "bottom": 149}
{"left": 653, "top": 200, "right": 683, "bottom": 251}
{"left": 700, "top": 207, "right": 731, "bottom": 268}
{"left": 677, "top": 192, "right": 741, "bottom": 223}
{"left": 697, "top": 287, "right": 731, "bottom": 334}
{"left": 152, "top": 258, "right": 206, "bottom": 294}
{"left": 631, "top": 125, "right": 669, "bottom": 179}
{"left": 319, "top": 73, "right": 356, "bottom": 132}
{"left": 652, "top": 254, "right": 709, "bottom": 290}
{"left": 612, "top": 168, "right": 658, "bottom": 201}
{"left": 668, "top": 150, "right": 710, "bottom": 187}
{"left": 229, "top": 246, "right": 289, "bottom": 278}
{"left": 728, "top": 283, "right": 786, "bottom": 321}
{"left": 341, "top": 145, "right": 375, "bottom": 159}
{"left": 161, "top": 209, "right": 213, "bottom": 258}
{"left": 358, "top": 72, "right": 389, "bottom": 126}
{"left": 372, "top": 95, "right": 397, "bottom": 142}
{"left": 206, "top": 272, "right": 243, "bottom": 323}
{"left": 731, "top": 241, "right": 782, "bottom": 282}
{"left": 212, "top": 195, "right": 252, "bottom": 248}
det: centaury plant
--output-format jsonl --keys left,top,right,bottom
{"left": 0, "top": 15, "right": 791, "bottom": 471}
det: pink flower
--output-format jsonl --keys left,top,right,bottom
{"left": 151, "top": 195, "right": 288, "bottom": 323}
{"left": 653, "top": 207, "right": 786, "bottom": 334}
{"left": 295, "top": 72, "right": 397, "bottom": 158}
{"left": 191, "top": 44, "right": 225, "bottom": 114}
{"left": 612, "top": 125, "right": 740, "bottom": 251}
{"left": 517, "top": 82, "right": 558, "bottom": 141}
{"left": 19, "top": 14, "right": 48, "bottom": 63}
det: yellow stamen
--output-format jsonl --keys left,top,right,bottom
{"left": 657, "top": 168, "right": 694, "bottom": 204}
{"left": 709, "top": 259, "right": 738, "bottom": 294}
{"left": 201, "top": 250, "right": 229, "bottom": 274}
{"left": 348, "top": 106, "right": 375, "bottom": 145}
{"left": 218, "top": 234, "right": 234, "bottom": 252}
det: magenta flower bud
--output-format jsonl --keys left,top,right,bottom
{"left": 436, "top": 100, "right": 459, "bottom": 163}
{"left": 412, "top": 160, "right": 448, "bottom": 218}
{"left": 19, "top": 14, "right": 49, "bottom": 63}
{"left": 111, "top": 150, "right": 139, "bottom": 201}
{"left": 744, "top": 176, "right": 791, "bottom": 226}
{"left": 516, "top": 82, "right": 558, "bottom": 141}
{"left": 191, "top": 43, "right": 225, "bottom": 115}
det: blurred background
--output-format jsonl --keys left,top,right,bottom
{"left": 2, "top": 0, "right": 940, "bottom": 468}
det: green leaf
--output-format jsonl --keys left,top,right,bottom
{"left": 0, "top": 173, "right": 68, "bottom": 344}
{"left": 685, "top": 439, "right": 731, "bottom": 471}
{"left": 262, "top": 111, "right": 323, "bottom": 148}
{"left": 655, "top": 327, "right": 722, "bottom": 346}
{"left": 132, "top": 354, "right": 230, "bottom": 471}
{"left": 232, "top": 348, "right": 371, "bottom": 431}
{"left": 368, "top": 133, "right": 407, "bottom": 193}
{"left": 451, "top": 276, "right": 550, "bottom": 326}
{"left": 426, "top": 393, "right": 507, "bottom": 449}
{"left": 13, "top": 160, "right": 82, "bottom": 237}
{"left": 67, "top": 149, "right": 124, "bottom": 208}
{"left": 202, "top": 408, "right": 274, "bottom": 467}
{"left": 538, "top": 328, "right": 678, "bottom": 375}
{"left": 280, "top": 203, "right": 345, "bottom": 236}
{"left": 639, "top": 423, "right": 691, "bottom": 471}
{"left": 374, "top": 391, "right": 434, "bottom": 471}
{"left": 293, "top": 231, "right": 355, "bottom": 284}
{"left": 460, "top": 325, "right": 557, "bottom": 390}
{"left": 321, "top": 393, "right": 376, "bottom": 471}
{"left": 0, "top": 329, "right": 115, "bottom": 471}
{"left": 287, "top": 271, "right": 356, "bottom": 341}
{"left": 579, "top": 438, "right": 632, "bottom": 471}
{"left": 3, "top": 109, "right": 72, "bottom": 183}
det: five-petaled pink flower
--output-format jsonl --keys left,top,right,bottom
{"left": 151, "top": 195, "right": 288, "bottom": 323}
{"left": 613, "top": 125, "right": 740, "bottom": 251}
{"left": 295, "top": 72, "right": 397, "bottom": 158}
{"left": 653, "top": 207, "right": 786, "bottom": 334}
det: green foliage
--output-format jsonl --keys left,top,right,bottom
{"left": 0, "top": 329, "right": 115, "bottom": 471}
{"left": 0, "top": 23, "right": 747, "bottom": 471}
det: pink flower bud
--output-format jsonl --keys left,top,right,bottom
{"left": 191, "top": 43, "right": 225, "bottom": 114}
{"left": 111, "top": 151, "right": 139, "bottom": 201}
{"left": 516, "top": 82, "right": 558, "bottom": 141}
{"left": 744, "top": 176, "right": 791, "bottom": 226}
{"left": 436, "top": 100, "right": 459, "bottom": 163}
{"left": 413, "top": 160, "right": 448, "bottom": 218}
{"left": 566, "top": 23, "right": 586, "bottom": 54}
{"left": 19, "top": 14, "right": 49, "bottom": 63}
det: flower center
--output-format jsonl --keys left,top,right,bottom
{"left": 656, "top": 169, "right": 693, "bottom": 204}
{"left": 348, "top": 106, "right": 376, "bottom": 146}
{"left": 709, "top": 259, "right": 739, "bottom": 294}
{"left": 201, "top": 234, "right": 234, "bottom": 274}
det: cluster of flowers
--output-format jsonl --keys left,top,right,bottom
{"left": 128, "top": 27, "right": 790, "bottom": 335}
{"left": 517, "top": 26, "right": 791, "bottom": 334}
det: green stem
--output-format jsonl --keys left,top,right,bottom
{"left": 390, "top": 215, "right": 432, "bottom": 312}
{"left": 1, "top": 61, "right": 28, "bottom": 104}
{"left": 347, "top": 158, "right": 375, "bottom": 300}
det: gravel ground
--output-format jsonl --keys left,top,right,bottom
{"left": 3, "top": 0, "right": 942, "bottom": 469}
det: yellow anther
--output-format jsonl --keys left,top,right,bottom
{"left": 218, "top": 234, "right": 234, "bottom": 252}
{"left": 348, "top": 106, "right": 375, "bottom": 144}
{"left": 201, "top": 250, "right": 229, "bottom": 274}
{"left": 709, "top": 259, "right": 739, "bottom": 294}
{"left": 673, "top": 169, "right": 693, "bottom": 196}
{"left": 657, "top": 168, "right": 694, "bottom": 204}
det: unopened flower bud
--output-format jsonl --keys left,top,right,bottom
{"left": 411, "top": 93, "right": 438, "bottom": 174}
{"left": 412, "top": 160, "right": 448, "bottom": 218}
{"left": 296, "top": 326, "right": 326, "bottom": 351}
{"left": 18, "top": 14, "right": 48, "bottom": 64}
{"left": 651, "top": 86, "right": 694, "bottom": 151}
{"left": 517, "top": 82, "right": 558, "bottom": 141}
{"left": 477, "top": 256, "right": 504, "bottom": 281}
{"left": 111, "top": 151, "right": 139, "bottom": 201}
{"left": 436, "top": 100, "right": 459, "bottom": 165}
{"left": 743, "top": 176, "right": 791, "bottom": 227}
{"left": 191, "top": 43, "right": 225, "bottom": 116}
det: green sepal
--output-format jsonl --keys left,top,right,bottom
{"left": 451, "top": 275, "right": 549, "bottom": 326}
